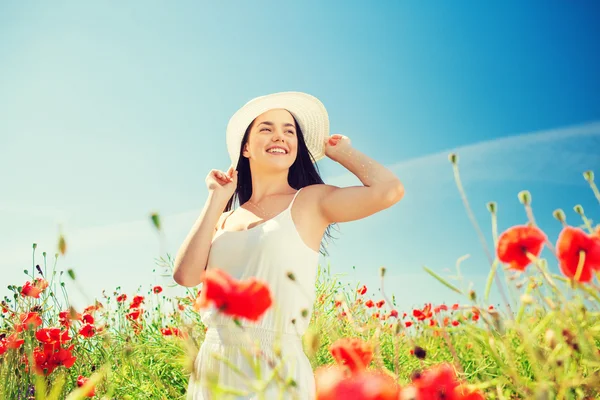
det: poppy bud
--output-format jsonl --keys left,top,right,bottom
{"left": 583, "top": 170, "right": 594, "bottom": 183}
{"left": 67, "top": 269, "right": 76, "bottom": 280}
{"left": 286, "top": 272, "right": 296, "bottom": 281}
{"left": 448, "top": 153, "right": 458, "bottom": 164}
{"left": 379, "top": 266, "right": 386, "bottom": 277}
{"left": 486, "top": 201, "right": 496, "bottom": 214}
{"left": 42, "top": 252, "right": 46, "bottom": 257}
{"left": 552, "top": 209, "right": 566, "bottom": 223}
{"left": 518, "top": 190, "right": 531, "bottom": 205}
{"left": 32, "top": 243, "right": 37, "bottom": 249}
{"left": 468, "top": 290, "right": 477, "bottom": 301}
{"left": 150, "top": 212, "right": 161, "bottom": 230}
{"left": 58, "top": 234, "right": 67, "bottom": 256}
{"left": 573, "top": 204, "right": 584, "bottom": 216}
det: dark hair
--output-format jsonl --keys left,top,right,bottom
{"left": 224, "top": 114, "right": 338, "bottom": 256}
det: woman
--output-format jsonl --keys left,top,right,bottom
{"left": 173, "top": 91, "right": 404, "bottom": 399}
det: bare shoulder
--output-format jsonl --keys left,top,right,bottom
{"left": 299, "top": 183, "right": 339, "bottom": 200}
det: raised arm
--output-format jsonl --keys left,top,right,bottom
{"left": 317, "top": 134, "right": 404, "bottom": 224}
{"left": 173, "top": 167, "right": 237, "bottom": 287}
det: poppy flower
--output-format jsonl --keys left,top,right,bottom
{"left": 364, "top": 299, "right": 374, "bottom": 308}
{"left": 1, "top": 333, "right": 24, "bottom": 351}
{"left": 556, "top": 226, "right": 600, "bottom": 282}
{"left": 17, "top": 312, "right": 43, "bottom": 332}
{"left": 329, "top": 337, "right": 374, "bottom": 372}
{"left": 116, "top": 294, "right": 127, "bottom": 303}
{"left": 375, "top": 300, "right": 385, "bottom": 308}
{"left": 79, "top": 324, "right": 96, "bottom": 338}
{"left": 77, "top": 375, "right": 96, "bottom": 397}
{"left": 129, "top": 295, "right": 145, "bottom": 309}
{"left": 127, "top": 309, "right": 142, "bottom": 320}
{"left": 496, "top": 225, "right": 547, "bottom": 271}
{"left": 413, "top": 304, "right": 433, "bottom": 321}
{"left": 153, "top": 286, "right": 163, "bottom": 294}
{"left": 196, "top": 268, "right": 273, "bottom": 322}
{"left": 82, "top": 314, "right": 94, "bottom": 324}
{"left": 36, "top": 328, "right": 71, "bottom": 345}
{"left": 315, "top": 365, "right": 401, "bottom": 400}
{"left": 20, "top": 278, "right": 49, "bottom": 298}
{"left": 357, "top": 285, "right": 367, "bottom": 295}
{"left": 412, "top": 362, "right": 460, "bottom": 399}
{"left": 32, "top": 344, "right": 77, "bottom": 376}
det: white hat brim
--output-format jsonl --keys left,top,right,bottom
{"left": 226, "top": 91, "right": 329, "bottom": 167}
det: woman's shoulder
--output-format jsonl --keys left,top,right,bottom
{"left": 300, "top": 183, "right": 339, "bottom": 199}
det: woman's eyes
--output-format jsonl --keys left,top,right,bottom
{"left": 260, "top": 128, "right": 295, "bottom": 134}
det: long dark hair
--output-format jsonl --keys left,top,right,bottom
{"left": 224, "top": 114, "right": 338, "bottom": 256}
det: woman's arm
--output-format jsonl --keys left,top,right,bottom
{"left": 172, "top": 192, "right": 228, "bottom": 287}
{"left": 317, "top": 134, "right": 404, "bottom": 224}
{"left": 173, "top": 167, "right": 237, "bottom": 287}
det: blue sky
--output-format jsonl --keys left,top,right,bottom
{"left": 1, "top": 2, "right": 599, "bottom": 315}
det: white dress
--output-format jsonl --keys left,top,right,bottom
{"left": 187, "top": 188, "right": 319, "bottom": 400}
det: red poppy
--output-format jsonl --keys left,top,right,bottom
{"left": 315, "top": 365, "right": 401, "bottom": 400}
{"left": 412, "top": 362, "right": 459, "bottom": 399}
{"left": 35, "top": 328, "right": 71, "bottom": 345}
{"left": 79, "top": 324, "right": 96, "bottom": 338}
{"left": 17, "top": 312, "right": 43, "bottom": 332}
{"left": 20, "top": 278, "right": 49, "bottom": 298}
{"left": 153, "top": 286, "right": 163, "bottom": 294}
{"left": 375, "top": 300, "right": 385, "bottom": 308}
{"left": 556, "top": 226, "right": 600, "bottom": 282}
{"left": 496, "top": 225, "right": 547, "bottom": 271}
{"left": 59, "top": 309, "right": 81, "bottom": 328}
{"left": 1, "top": 333, "right": 24, "bottom": 351}
{"left": 32, "top": 344, "right": 77, "bottom": 376}
{"left": 77, "top": 375, "right": 96, "bottom": 397}
{"left": 196, "top": 269, "right": 273, "bottom": 322}
{"left": 127, "top": 309, "right": 142, "bottom": 320}
{"left": 357, "top": 285, "right": 367, "bottom": 295}
{"left": 405, "top": 321, "right": 413, "bottom": 328}
{"left": 116, "top": 294, "right": 127, "bottom": 303}
{"left": 388, "top": 310, "right": 398, "bottom": 318}
{"left": 129, "top": 295, "right": 145, "bottom": 309}
{"left": 82, "top": 314, "right": 94, "bottom": 324}
{"left": 413, "top": 304, "right": 433, "bottom": 321}
{"left": 364, "top": 299, "right": 374, "bottom": 308}
{"left": 329, "top": 337, "right": 374, "bottom": 372}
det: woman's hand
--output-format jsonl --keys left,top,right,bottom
{"left": 206, "top": 165, "right": 238, "bottom": 202}
{"left": 324, "top": 134, "right": 353, "bottom": 163}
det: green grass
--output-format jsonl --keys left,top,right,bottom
{"left": 1, "top": 155, "right": 599, "bottom": 399}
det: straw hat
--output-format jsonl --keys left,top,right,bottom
{"left": 226, "top": 91, "right": 330, "bottom": 167}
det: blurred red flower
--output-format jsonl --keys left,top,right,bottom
{"left": 77, "top": 375, "right": 96, "bottom": 397}
{"left": 20, "top": 278, "right": 49, "bottom": 298}
{"left": 196, "top": 268, "right": 273, "bottom": 322}
{"left": 556, "top": 226, "right": 600, "bottom": 282}
{"left": 329, "top": 337, "right": 374, "bottom": 372}
{"left": 496, "top": 225, "right": 547, "bottom": 271}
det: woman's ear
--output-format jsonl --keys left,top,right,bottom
{"left": 242, "top": 142, "right": 250, "bottom": 159}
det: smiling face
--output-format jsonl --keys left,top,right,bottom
{"left": 242, "top": 108, "right": 299, "bottom": 171}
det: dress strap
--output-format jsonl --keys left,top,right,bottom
{"left": 287, "top": 187, "right": 303, "bottom": 212}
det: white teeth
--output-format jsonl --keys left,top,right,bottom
{"left": 267, "top": 148, "right": 286, "bottom": 154}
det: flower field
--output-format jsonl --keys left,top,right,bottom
{"left": 1, "top": 154, "right": 600, "bottom": 399}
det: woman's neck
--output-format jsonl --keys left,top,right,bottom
{"left": 248, "top": 169, "right": 295, "bottom": 203}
